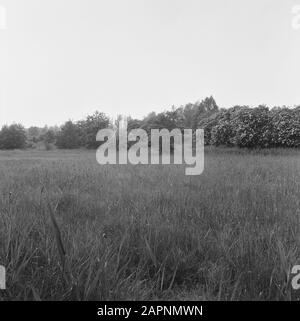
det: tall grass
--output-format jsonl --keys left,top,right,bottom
{"left": 0, "top": 148, "right": 299, "bottom": 301}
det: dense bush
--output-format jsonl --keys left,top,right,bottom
{"left": 209, "top": 107, "right": 242, "bottom": 147}
{"left": 232, "top": 106, "right": 273, "bottom": 148}
{"left": 269, "top": 107, "right": 300, "bottom": 148}
{"left": 202, "top": 105, "right": 300, "bottom": 149}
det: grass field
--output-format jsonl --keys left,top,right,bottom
{"left": 0, "top": 148, "right": 300, "bottom": 301}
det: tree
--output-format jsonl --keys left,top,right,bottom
{"left": 27, "top": 126, "right": 40, "bottom": 143}
{"left": 79, "top": 111, "right": 110, "bottom": 149}
{"left": 191, "top": 96, "right": 219, "bottom": 129}
{"left": 41, "top": 129, "right": 56, "bottom": 144}
{"left": 0, "top": 124, "right": 27, "bottom": 150}
{"left": 40, "top": 129, "right": 56, "bottom": 150}
{"left": 198, "top": 111, "right": 224, "bottom": 145}
{"left": 56, "top": 121, "right": 81, "bottom": 149}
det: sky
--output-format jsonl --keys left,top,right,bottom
{"left": 0, "top": 0, "right": 300, "bottom": 127}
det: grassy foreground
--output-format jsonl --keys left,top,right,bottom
{"left": 0, "top": 148, "right": 300, "bottom": 301}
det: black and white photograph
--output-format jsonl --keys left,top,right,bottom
{"left": 0, "top": 0, "right": 300, "bottom": 316}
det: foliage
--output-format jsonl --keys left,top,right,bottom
{"left": 1, "top": 97, "right": 300, "bottom": 150}
{"left": 78, "top": 111, "right": 110, "bottom": 149}
{"left": 56, "top": 121, "right": 82, "bottom": 149}
{"left": 0, "top": 124, "right": 27, "bottom": 149}
{"left": 203, "top": 105, "right": 300, "bottom": 149}
{"left": 209, "top": 108, "right": 241, "bottom": 147}
{"left": 40, "top": 129, "right": 56, "bottom": 144}
{"left": 269, "top": 107, "right": 300, "bottom": 148}
{"left": 232, "top": 105, "right": 273, "bottom": 148}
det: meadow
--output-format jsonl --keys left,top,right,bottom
{"left": 0, "top": 148, "right": 300, "bottom": 301}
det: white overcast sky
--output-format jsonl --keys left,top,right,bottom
{"left": 0, "top": 0, "right": 300, "bottom": 127}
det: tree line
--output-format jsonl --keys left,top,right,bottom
{"left": 0, "top": 97, "right": 299, "bottom": 150}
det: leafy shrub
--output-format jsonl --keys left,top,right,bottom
{"left": 210, "top": 108, "right": 242, "bottom": 146}
{"left": 269, "top": 107, "right": 300, "bottom": 147}
{"left": 208, "top": 106, "right": 300, "bottom": 149}
{"left": 198, "top": 111, "right": 226, "bottom": 145}
{"left": 232, "top": 106, "right": 273, "bottom": 148}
